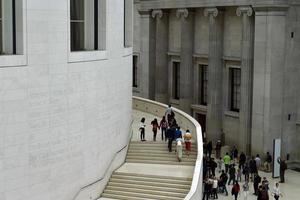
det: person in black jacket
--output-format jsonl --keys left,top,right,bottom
{"left": 249, "top": 156, "right": 257, "bottom": 181}
{"left": 239, "top": 152, "right": 246, "bottom": 169}
{"left": 228, "top": 164, "right": 236, "bottom": 185}
{"left": 277, "top": 157, "right": 287, "bottom": 183}
{"left": 166, "top": 128, "right": 175, "bottom": 152}
{"left": 210, "top": 158, "right": 217, "bottom": 176}
{"left": 253, "top": 173, "right": 261, "bottom": 195}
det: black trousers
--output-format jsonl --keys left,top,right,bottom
{"left": 161, "top": 128, "right": 166, "bottom": 140}
{"left": 168, "top": 138, "right": 173, "bottom": 152}
{"left": 140, "top": 128, "right": 145, "bottom": 141}
{"left": 153, "top": 130, "right": 157, "bottom": 141}
{"left": 280, "top": 171, "right": 285, "bottom": 183}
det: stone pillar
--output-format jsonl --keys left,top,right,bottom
{"left": 152, "top": 9, "right": 169, "bottom": 104}
{"left": 204, "top": 8, "right": 223, "bottom": 142}
{"left": 176, "top": 8, "right": 194, "bottom": 114}
{"left": 251, "top": 6, "right": 288, "bottom": 156}
{"left": 236, "top": 7, "right": 254, "bottom": 154}
{"left": 139, "top": 9, "right": 156, "bottom": 99}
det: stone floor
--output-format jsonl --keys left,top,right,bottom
{"left": 102, "top": 110, "right": 300, "bottom": 200}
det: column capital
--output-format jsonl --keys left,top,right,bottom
{"left": 236, "top": 6, "right": 253, "bottom": 17}
{"left": 176, "top": 8, "right": 189, "bottom": 19}
{"left": 152, "top": 9, "right": 163, "bottom": 18}
{"left": 204, "top": 7, "right": 218, "bottom": 17}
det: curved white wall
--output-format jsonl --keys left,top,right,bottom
{"left": 0, "top": 1, "right": 132, "bottom": 200}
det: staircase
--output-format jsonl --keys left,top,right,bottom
{"left": 126, "top": 141, "right": 197, "bottom": 166}
{"left": 100, "top": 141, "right": 197, "bottom": 200}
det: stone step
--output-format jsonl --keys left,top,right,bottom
{"left": 128, "top": 146, "right": 197, "bottom": 152}
{"left": 126, "top": 159, "right": 195, "bottom": 166}
{"left": 105, "top": 186, "right": 187, "bottom": 198}
{"left": 102, "top": 190, "right": 183, "bottom": 200}
{"left": 127, "top": 149, "right": 197, "bottom": 155}
{"left": 108, "top": 177, "right": 191, "bottom": 189}
{"left": 107, "top": 182, "right": 190, "bottom": 193}
{"left": 114, "top": 172, "right": 192, "bottom": 181}
{"left": 126, "top": 155, "right": 196, "bottom": 162}
{"left": 127, "top": 152, "right": 197, "bottom": 158}
{"left": 111, "top": 174, "right": 192, "bottom": 185}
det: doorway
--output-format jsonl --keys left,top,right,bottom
{"left": 196, "top": 113, "right": 206, "bottom": 139}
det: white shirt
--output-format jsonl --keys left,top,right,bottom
{"left": 212, "top": 179, "right": 218, "bottom": 189}
{"left": 273, "top": 186, "right": 281, "bottom": 196}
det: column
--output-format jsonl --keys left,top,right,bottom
{"left": 251, "top": 6, "right": 287, "bottom": 156}
{"left": 237, "top": 7, "right": 254, "bottom": 154}
{"left": 152, "top": 9, "right": 169, "bottom": 104}
{"left": 139, "top": 9, "right": 156, "bottom": 99}
{"left": 204, "top": 8, "right": 223, "bottom": 142}
{"left": 176, "top": 8, "right": 194, "bottom": 114}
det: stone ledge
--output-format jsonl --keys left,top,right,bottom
{"left": 224, "top": 110, "right": 240, "bottom": 119}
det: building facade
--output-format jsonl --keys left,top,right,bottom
{"left": 0, "top": 0, "right": 132, "bottom": 199}
{"left": 133, "top": 0, "right": 300, "bottom": 164}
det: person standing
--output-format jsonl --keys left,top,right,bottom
{"left": 242, "top": 180, "right": 249, "bottom": 200}
{"left": 277, "top": 157, "right": 287, "bottom": 183}
{"left": 264, "top": 152, "right": 272, "bottom": 172}
{"left": 165, "top": 104, "right": 173, "bottom": 122}
{"left": 231, "top": 181, "right": 240, "bottom": 200}
{"left": 253, "top": 173, "right": 261, "bottom": 195}
{"left": 159, "top": 116, "right": 168, "bottom": 141}
{"left": 139, "top": 117, "right": 146, "bottom": 141}
{"left": 207, "top": 141, "right": 213, "bottom": 158}
{"left": 249, "top": 157, "right": 257, "bottom": 181}
{"left": 272, "top": 182, "right": 282, "bottom": 200}
{"left": 224, "top": 152, "right": 231, "bottom": 173}
{"left": 151, "top": 118, "right": 159, "bottom": 141}
{"left": 215, "top": 140, "right": 222, "bottom": 159}
{"left": 219, "top": 170, "right": 229, "bottom": 195}
{"left": 183, "top": 129, "right": 192, "bottom": 156}
{"left": 255, "top": 154, "right": 262, "bottom": 170}
{"left": 242, "top": 164, "right": 250, "bottom": 182}
{"left": 212, "top": 176, "right": 218, "bottom": 199}
{"left": 210, "top": 158, "right": 217, "bottom": 177}
{"left": 239, "top": 152, "right": 246, "bottom": 170}
{"left": 228, "top": 164, "right": 236, "bottom": 185}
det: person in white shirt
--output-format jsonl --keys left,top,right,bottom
{"left": 255, "top": 154, "right": 261, "bottom": 170}
{"left": 243, "top": 180, "right": 249, "bottom": 200}
{"left": 139, "top": 117, "right": 146, "bottom": 141}
{"left": 272, "top": 182, "right": 282, "bottom": 200}
{"left": 212, "top": 177, "right": 218, "bottom": 199}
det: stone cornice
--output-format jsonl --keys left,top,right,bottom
{"left": 138, "top": 0, "right": 290, "bottom": 10}
{"left": 236, "top": 6, "right": 253, "bottom": 17}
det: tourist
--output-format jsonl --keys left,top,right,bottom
{"left": 243, "top": 164, "right": 250, "bottom": 182}
{"left": 202, "top": 178, "right": 211, "bottom": 200}
{"left": 219, "top": 170, "right": 228, "bottom": 195}
{"left": 261, "top": 185, "right": 269, "bottom": 200}
{"left": 237, "top": 168, "right": 242, "bottom": 182}
{"left": 165, "top": 104, "right": 173, "bottom": 120}
{"left": 207, "top": 141, "right": 213, "bottom": 158}
{"left": 262, "top": 177, "right": 269, "bottom": 191}
{"left": 228, "top": 164, "right": 236, "bottom": 185}
{"left": 215, "top": 140, "right": 222, "bottom": 159}
{"left": 277, "top": 157, "right": 287, "bottom": 183}
{"left": 217, "top": 157, "right": 223, "bottom": 173}
{"left": 224, "top": 152, "right": 231, "bottom": 173}
{"left": 159, "top": 116, "right": 168, "bottom": 141}
{"left": 253, "top": 173, "right": 261, "bottom": 195}
{"left": 264, "top": 152, "right": 272, "bottom": 172}
{"left": 176, "top": 137, "right": 183, "bottom": 162}
{"left": 139, "top": 117, "right": 146, "bottom": 141}
{"left": 249, "top": 157, "right": 258, "bottom": 181}
{"left": 210, "top": 158, "right": 217, "bottom": 177}
{"left": 255, "top": 154, "right": 262, "bottom": 170}
{"left": 166, "top": 127, "right": 175, "bottom": 152}
{"left": 175, "top": 126, "right": 182, "bottom": 140}
{"left": 239, "top": 152, "right": 247, "bottom": 170}
{"left": 183, "top": 129, "right": 192, "bottom": 156}
{"left": 232, "top": 146, "right": 239, "bottom": 163}
{"left": 212, "top": 176, "right": 218, "bottom": 199}
{"left": 151, "top": 118, "right": 159, "bottom": 141}
{"left": 231, "top": 181, "right": 240, "bottom": 200}
{"left": 272, "top": 182, "right": 282, "bottom": 200}
{"left": 242, "top": 180, "right": 249, "bottom": 200}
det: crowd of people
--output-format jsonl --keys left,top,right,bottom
{"left": 202, "top": 141, "right": 286, "bottom": 200}
{"left": 139, "top": 105, "right": 193, "bottom": 162}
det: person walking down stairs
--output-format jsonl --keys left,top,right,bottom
{"left": 151, "top": 118, "right": 159, "bottom": 141}
{"left": 139, "top": 117, "right": 146, "bottom": 141}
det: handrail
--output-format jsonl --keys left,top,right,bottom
{"left": 132, "top": 96, "right": 203, "bottom": 200}
{"left": 72, "top": 119, "right": 134, "bottom": 200}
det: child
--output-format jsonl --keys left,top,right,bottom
{"left": 176, "top": 137, "right": 183, "bottom": 162}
